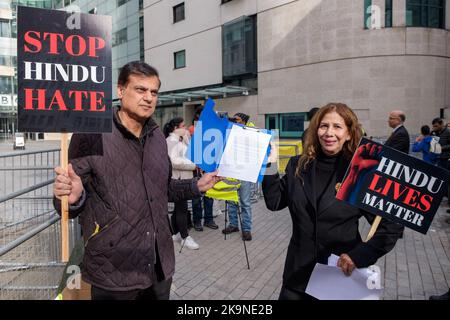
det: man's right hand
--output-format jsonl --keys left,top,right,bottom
{"left": 53, "top": 164, "right": 83, "bottom": 205}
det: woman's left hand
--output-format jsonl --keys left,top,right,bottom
{"left": 337, "top": 253, "right": 356, "bottom": 276}
{"left": 267, "top": 142, "right": 278, "bottom": 163}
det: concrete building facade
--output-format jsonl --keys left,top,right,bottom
{"left": 144, "top": 0, "right": 450, "bottom": 139}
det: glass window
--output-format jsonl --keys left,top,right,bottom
{"left": 266, "top": 114, "right": 278, "bottom": 131}
{"left": 222, "top": 15, "right": 257, "bottom": 79}
{"left": 0, "top": 20, "right": 11, "bottom": 37}
{"left": 174, "top": 50, "right": 186, "bottom": 69}
{"left": 0, "top": 76, "right": 12, "bottom": 94}
{"left": 406, "top": 0, "right": 445, "bottom": 28}
{"left": 113, "top": 28, "right": 127, "bottom": 47}
{"left": 139, "top": 16, "right": 144, "bottom": 61}
{"left": 364, "top": 0, "right": 372, "bottom": 29}
{"left": 385, "top": 0, "right": 393, "bottom": 27}
{"left": 11, "top": 18, "right": 16, "bottom": 38}
{"left": 117, "top": 0, "right": 129, "bottom": 7}
{"left": 281, "top": 113, "right": 306, "bottom": 138}
{"left": 265, "top": 113, "right": 307, "bottom": 138}
{"left": 0, "top": 55, "right": 8, "bottom": 66}
{"left": 153, "top": 105, "right": 183, "bottom": 128}
{"left": 0, "top": 55, "right": 14, "bottom": 66}
{"left": 173, "top": 2, "right": 185, "bottom": 23}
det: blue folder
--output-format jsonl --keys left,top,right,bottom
{"left": 187, "top": 99, "right": 273, "bottom": 183}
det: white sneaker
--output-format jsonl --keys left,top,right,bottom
{"left": 172, "top": 233, "right": 182, "bottom": 243}
{"left": 182, "top": 236, "right": 199, "bottom": 250}
{"left": 213, "top": 209, "right": 223, "bottom": 217}
{"left": 213, "top": 201, "right": 224, "bottom": 217}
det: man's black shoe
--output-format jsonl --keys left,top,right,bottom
{"left": 222, "top": 226, "right": 239, "bottom": 234}
{"left": 204, "top": 221, "right": 218, "bottom": 230}
{"left": 194, "top": 222, "right": 203, "bottom": 232}
{"left": 447, "top": 209, "right": 450, "bottom": 214}
{"left": 242, "top": 231, "right": 252, "bottom": 241}
{"left": 429, "top": 289, "right": 450, "bottom": 300}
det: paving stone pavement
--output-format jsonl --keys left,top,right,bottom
{"left": 171, "top": 198, "right": 450, "bottom": 300}
{"left": 3, "top": 141, "right": 447, "bottom": 300}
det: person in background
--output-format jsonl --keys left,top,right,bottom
{"left": 262, "top": 103, "right": 403, "bottom": 300}
{"left": 164, "top": 117, "right": 200, "bottom": 250}
{"left": 432, "top": 118, "right": 450, "bottom": 170}
{"left": 429, "top": 118, "right": 450, "bottom": 301}
{"left": 431, "top": 118, "right": 450, "bottom": 213}
{"left": 192, "top": 167, "right": 218, "bottom": 232}
{"left": 385, "top": 110, "right": 410, "bottom": 154}
{"left": 222, "top": 112, "right": 255, "bottom": 241}
{"left": 188, "top": 107, "right": 203, "bottom": 136}
{"left": 412, "top": 125, "right": 438, "bottom": 165}
{"left": 188, "top": 106, "right": 219, "bottom": 232}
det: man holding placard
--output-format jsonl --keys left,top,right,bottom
{"left": 53, "top": 62, "right": 219, "bottom": 300}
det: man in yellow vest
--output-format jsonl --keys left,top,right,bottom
{"left": 222, "top": 112, "right": 255, "bottom": 241}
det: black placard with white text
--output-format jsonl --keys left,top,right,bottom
{"left": 336, "top": 138, "right": 449, "bottom": 234}
{"left": 17, "top": 6, "right": 112, "bottom": 133}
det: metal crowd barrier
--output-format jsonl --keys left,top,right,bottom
{"left": 0, "top": 148, "right": 79, "bottom": 300}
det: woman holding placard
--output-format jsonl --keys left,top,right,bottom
{"left": 263, "top": 103, "right": 404, "bottom": 300}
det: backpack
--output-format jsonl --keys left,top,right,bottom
{"left": 429, "top": 136, "right": 442, "bottom": 155}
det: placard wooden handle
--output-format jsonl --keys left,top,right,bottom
{"left": 365, "top": 216, "right": 382, "bottom": 242}
{"left": 61, "top": 133, "right": 69, "bottom": 262}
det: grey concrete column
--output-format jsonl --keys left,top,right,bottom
{"left": 393, "top": 0, "right": 406, "bottom": 27}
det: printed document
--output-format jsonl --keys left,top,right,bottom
{"left": 217, "top": 125, "right": 271, "bottom": 183}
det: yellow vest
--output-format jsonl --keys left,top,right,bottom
{"left": 206, "top": 178, "right": 240, "bottom": 203}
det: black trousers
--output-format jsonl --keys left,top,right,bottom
{"left": 170, "top": 200, "right": 189, "bottom": 238}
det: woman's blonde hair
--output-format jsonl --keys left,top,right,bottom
{"left": 295, "top": 103, "right": 362, "bottom": 177}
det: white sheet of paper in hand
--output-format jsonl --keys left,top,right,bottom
{"left": 217, "top": 125, "right": 271, "bottom": 183}
{"left": 305, "top": 263, "right": 382, "bottom": 300}
{"left": 328, "top": 254, "right": 340, "bottom": 266}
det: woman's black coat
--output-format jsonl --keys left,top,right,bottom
{"left": 262, "top": 155, "right": 404, "bottom": 292}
